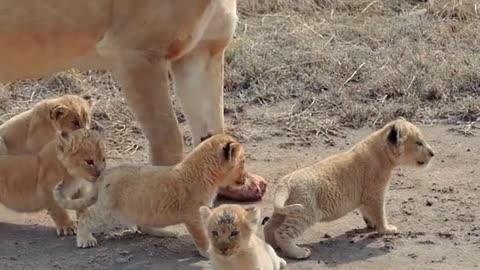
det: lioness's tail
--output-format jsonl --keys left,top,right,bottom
{"left": 273, "top": 184, "right": 305, "bottom": 215}
{"left": 53, "top": 181, "right": 98, "bottom": 210}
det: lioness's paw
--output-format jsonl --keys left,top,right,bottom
{"left": 378, "top": 224, "right": 398, "bottom": 235}
{"left": 56, "top": 222, "right": 77, "bottom": 236}
{"left": 77, "top": 235, "right": 98, "bottom": 248}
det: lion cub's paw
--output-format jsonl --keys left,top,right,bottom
{"left": 378, "top": 224, "right": 398, "bottom": 235}
{"left": 56, "top": 221, "right": 77, "bottom": 236}
{"left": 198, "top": 249, "right": 210, "bottom": 259}
{"left": 287, "top": 246, "right": 311, "bottom": 260}
{"left": 77, "top": 235, "right": 98, "bottom": 248}
{"left": 279, "top": 257, "right": 287, "bottom": 268}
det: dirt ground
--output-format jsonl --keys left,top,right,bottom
{"left": 1, "top": 116, "right": 479, "bottom": 270}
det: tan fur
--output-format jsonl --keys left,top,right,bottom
{"left": 264, "top": 118, "right": 435, "bottom": 259}
{"left": 200, "top": 204, "right": 286, "bottom": 270}
{"left": 0, "top": 128, "right": 106, "bottom": 236}
{"left": 0, "top": 0, "right": 267, "bottom": 202}
{"left": 0, "top": 94, "right": 95, "bottom": 155}
{"left": 53, "top": 133, "right": 247, "bottom": 257}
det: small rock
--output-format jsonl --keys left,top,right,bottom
{"left": 408, "top": 253, "right": 418, "bottom": 259}
{"left": 417, "top": 240, "right": 435, "bottom": 245}
{"left": 426, "top": 200, "right": 434, "bottom": 207}
{"left": 323, "top": 233, "right": 331, "bottom": 239}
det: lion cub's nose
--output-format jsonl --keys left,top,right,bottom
{"left": 219, "top": 246, "right": 229, "bottom": 253}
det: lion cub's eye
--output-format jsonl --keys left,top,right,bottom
{"left": 212, "top": 231, "right": 219, "bottom": 237}
{"left": 415, "top": 141, "right": 423, "bottom": 146}
{"left": 85, "top": 160, "right": 94, "bottom": 166}
{"left": 230, "top": 231, "right": 239, "bottom": 238}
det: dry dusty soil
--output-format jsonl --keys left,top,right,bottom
{"left": 1, "top": 118, "right": 478, "bottom": 270}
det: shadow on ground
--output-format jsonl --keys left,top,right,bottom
{"left": 0, "top": 222, "right": 207, "bottom": 270}
{"left": 286, "top": 228, "right": 389, "bottom": 268}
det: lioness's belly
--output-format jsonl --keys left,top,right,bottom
{"left": 0, "top": 0, "right": 110, "bottom": 81}
{"left": 0, "top": 35, "right": 98, "bottom": 81}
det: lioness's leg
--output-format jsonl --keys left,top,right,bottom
{"left": 171, "top": 49, "right": 266, "bottom": 202}
{"left": 184, "top": 219, "right": 210, "bottom": 258}
{"left": 362, "top": 196, "right": 397, "bottom": 235}
{"left": 113, "top": 56, "right": 183, "bottom": 166}
{"left": 0, "top": 137, "right": 7, "bottom": 155}
{"left": 275, "top": 213, "right": 314, "bottom": 260}
{"left": 46, "top": 200, "right": 77, "bottom": 236}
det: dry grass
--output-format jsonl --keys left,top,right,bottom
{"left": 0, "top": 0, "right": 479, "bottom": 150}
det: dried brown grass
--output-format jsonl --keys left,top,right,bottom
{"left": 0, "top": 0, "right": 478, "bottom": 150}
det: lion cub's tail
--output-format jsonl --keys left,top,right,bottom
{"left": 273, "top": 184, "right": 305, "bottom": 215}
{"left": 53, "top": 181, "right": 98, "bottom": 210}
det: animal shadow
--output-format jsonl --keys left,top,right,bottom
{"left": 0, "top": 222, "right": 206, "bottom": 270}
{"left": 287, "top": 227, "right": 391, "bottom": 267}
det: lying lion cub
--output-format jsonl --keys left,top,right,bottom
{"left": 53, "top": 133, "right": 247, "bottom": 257}
{"left": 200, "top": 204, "right": 287, "bottom": 270}
{"left": 0, "top": 128, "right": 106, "bottom": 236}
{"left": 264, "top": 118, "right": 435, "bottom": 259}
{"left": 0, "top": 94, "right": 95, "bottom": 155}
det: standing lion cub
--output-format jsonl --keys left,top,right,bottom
{"left": 53, "top": 133, "right": 248, "bottom": 257}
{"left": 264, "top": 118, "right": 435, "bottom": 259}
{"left": 0, "top": 94, "right": 95, "bottom": 155}
{"left": 200, "top": 204, "right": 287, "bottom": 270}
{"left": 0, "top": 128, "right": 106, "bottom": 236}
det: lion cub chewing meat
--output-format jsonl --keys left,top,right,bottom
{"left": 54, "top": 133, "right": 248, "bottom": 258}
{"left": 264, "top": 118, "right": 435, "bottom": 259}
{"left": 200, "top": 204, "right": 286, "bottom": 270}
{"left": 0, "top": 94, "right": 95, "bottom": 155}
{"left": 0, "top": 128, "right": 106, "bottom": 236}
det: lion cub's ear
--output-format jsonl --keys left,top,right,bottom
{"left": 199, "top": 206, "right": 212, "bottom": 224}
{"left": 50, "top": 105, "right": 68, "bottom": 121}
{"left": 81, "top": 94, "right": 96, "bottom": 108}
{"left": 244, "top": 206, "right": 261, "bottom": 229}
{"left": 56, "top": 131, "right": 70, "bottom": 152}
{"left": 223, "top": 142, "right": 242, "bottom": 162}
{"left": 387, "top": 124, "right": 404, "bottom": 145}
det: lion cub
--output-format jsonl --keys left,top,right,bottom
{"left": 0, "top": 128, "right": 106, "bottom": 236}
{"left": 53, "top": 134, "right": 248, "bottom": 257}
{"left": 0, "top": 94, "right": 95, "bottom": 155}
{"left": 264, "top": 118, "right": 435, "bottom": 259}
{"left": 200, "top": 204, "right": 286, "bottom": 270}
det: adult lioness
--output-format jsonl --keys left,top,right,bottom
{"left": 263, "top": 118, "right": 435, "bottom": 259}
{"left": 0, "top": 0, "right": 265, "bottom": 201}
{"left": 53, "top": 133, "right": 248, "bottom": 257}
{"left": 0, "top": 94, "right": 95, "bottom": 155}
{"left": 0, "top": 129, "right": 106, "bottom": 236}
